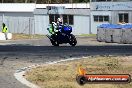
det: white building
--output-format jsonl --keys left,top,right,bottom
{"left": 90, "top": 0, "right": 132, "bottom": 34}
{"left": 0, "top": 3, "right": 35, "bottom": 34}
{"left": 0, "top": 3, "right": 90, "bottom": 35}
{"left": 34, "top": 3, "right": 90, "bottom": 35}
{"left": 0, "top": 1, "right": 132, "bottom": 35}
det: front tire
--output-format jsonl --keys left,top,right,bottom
{"left": 69, "top": 34, "right": 77, "bottom": 46}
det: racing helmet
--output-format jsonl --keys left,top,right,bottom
{"left": 57, "top": 18, "right": 62, "bottom": 23}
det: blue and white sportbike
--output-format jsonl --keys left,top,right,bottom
{"left": 47, "top": 23, "right": 77, "bottom": 46}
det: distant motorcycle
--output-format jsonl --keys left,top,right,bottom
{"left": 47, "top": 23, "right": 77, "bottom": 46}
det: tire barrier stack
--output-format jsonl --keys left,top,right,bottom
{"left": 97, "top": 24, "right": 132, "bottom": 44}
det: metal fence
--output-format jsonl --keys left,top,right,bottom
{"left": 0, "top": 17, "right": 35, "bottom": 35}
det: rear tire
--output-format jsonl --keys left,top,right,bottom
{"left": 69, "top": 34, "right": 77, "bottom": 46}
{"left": 51, "top": 40, "right": 59, "bottom": 46}
{"left": 50, "top": 34, "right": 59, "bottom": 46}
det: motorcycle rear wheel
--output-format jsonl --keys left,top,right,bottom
{"left": 51, "top": 40, "right": 59, "bottom": 46}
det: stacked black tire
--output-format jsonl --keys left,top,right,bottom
{"left": 97, "top": 24, "right": 132, "bottom": 44}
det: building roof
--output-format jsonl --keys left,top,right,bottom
{"left": 0, "top": 3, "right": 35, "bottom": 12}
{"left": 36, "top": 3, "right": 90, "bottom": 9}
{"left": 0, "top": 3, "right": 90, "bottom": 12}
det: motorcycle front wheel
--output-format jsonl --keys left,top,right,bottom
{"left": 69, "top": 34, "right": 77, "bottom": 46}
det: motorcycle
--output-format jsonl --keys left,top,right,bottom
{"left": 46, "top": 23, "right": 77, "bottom": 46}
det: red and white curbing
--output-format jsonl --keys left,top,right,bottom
{"left": 14, "top": 57, "right": 87, "bottom": 88}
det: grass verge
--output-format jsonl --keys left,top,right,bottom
{"left": 12, "top": 33, "right": 45, "bottom": 40}
{"left": 80, "top": 34, "right": 96, "bottom": 37}
{"left": 11, "top": 33, "right": 96, "bottom": 40}
{"left": 25, "top": 56, "right": 132, "bottom": 88}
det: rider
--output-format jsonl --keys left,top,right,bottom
{"left": 48, "top": 18, "right": 63, "bottom": 36}
{"left": 56, "top": 18, "right": 63, "bottom": 33}
{"left": 52, "top": 18, "right": 63, "bottom": 34}
{"left": 57, "top": 18, "right": 63, "bottom": 26}
{"left": 51, "top": 21, "right": 59, "bottom": 35}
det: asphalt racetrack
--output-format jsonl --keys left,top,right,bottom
{"left": 0, "top": 36, "right": 132, "bottom": 88}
